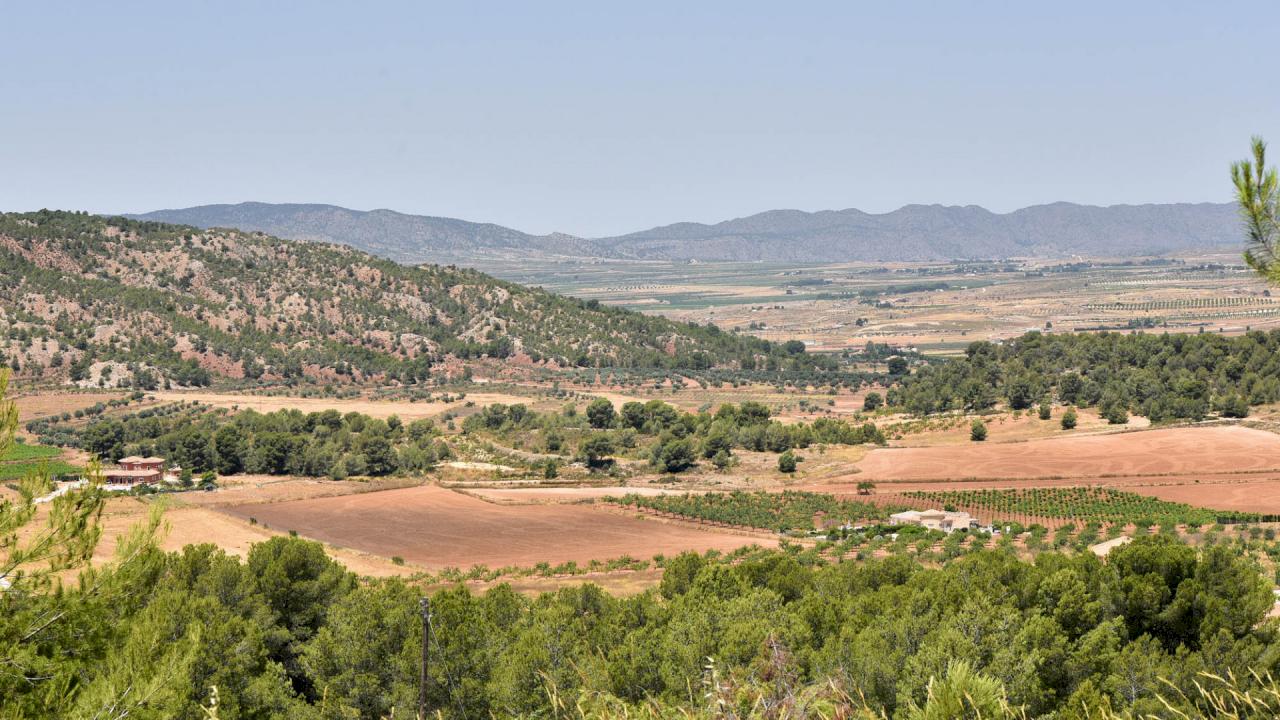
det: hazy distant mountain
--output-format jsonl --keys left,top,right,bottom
{"left": 128, "top": 202, "right": 594, "bottom": 264}
{"left": 598, "top": 202, "right": 1242, "bottom": 262}
{"left": 131, "top": 201, "right": 1241, "bottom": 264}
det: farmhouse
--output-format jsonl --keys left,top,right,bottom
{"left": 119, "top": 455, "right": 165, "bottom": 472}
{"left": 890, "top": 509, "right": 975, "bottom": 533}
{"left": 103, "top": 456, "right": 165, "bottom": 486}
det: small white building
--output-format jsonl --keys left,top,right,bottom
{"left": 891, "top": 509, "right": 975, "bottom": 533}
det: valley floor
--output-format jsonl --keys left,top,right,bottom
{"left": 18, "top": 388, "right": 1280, "bottom": 594}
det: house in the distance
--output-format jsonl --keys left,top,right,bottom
{"left": 890, "top": 509, "right": 975, "bottom": 533}
{"left": 103, "top": 456, "right": 165, "bottom": 486}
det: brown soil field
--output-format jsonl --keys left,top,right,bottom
{"left": 221, "top": 484, "right": 774, "bottom": 569}
{"left": 175, "top": 474, "right": 420, "bottom": 508}
{"left": 148, "top": 390, "right": 545, "bottom": 421}
{"left": 148, "top": 390, "right": 445, "bottom": 420}
{"left": 463, "top": 486, "right": 692, "bottom": 504}
{"left": 850, "top": 426, "right": 1280, "bottom": 481}
{"left": 812, "top": 472, "right": 1280, "bottom": 495}
{"left": 101, "top": 494, "right": 676, "bottom": 593}
{"left": 12, "top": 391, "right": 128, "bottom": 422}
{"left": 84, "top": 497, "right": 408, "bottom": 578}
{"left": 885, "top": 409, "right": 1141, "bottom": 448}
{"left": 1128, "top": 480, "right": 1280, "bottom": 514}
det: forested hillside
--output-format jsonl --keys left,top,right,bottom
{"left": 0, "top": 211, "right": 818, "bottom": 387}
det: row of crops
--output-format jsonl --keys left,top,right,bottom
{"left": 0, "top": 461, "right": 80, "bottom": 481}
{"left": 1085, "top": 297, "right": 1271, "bottom": 311}
{"left": 611, "top": 490, "right": 889, "bottom": 533}
{"left": 0, "top": 442, "right": 78, "bottom": 481}
{"left": 900, "top": 487, "right": 1262, "bottom": 526}
{"left": 1, "top": 442, "right": 62, "bottom": 462}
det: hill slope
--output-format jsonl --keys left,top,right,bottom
{"left": 132, "top": 201, "right": 1241, "bottom": 264}
{"left": 0, "top": 211, "right": 796, "bottom": 387}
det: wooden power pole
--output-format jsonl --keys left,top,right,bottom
{"left": 419, "top": 596, "right": 431, "bottom": 719}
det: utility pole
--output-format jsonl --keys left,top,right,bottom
{"left": 419, "top": 596, "right": 431, "bottom": 719}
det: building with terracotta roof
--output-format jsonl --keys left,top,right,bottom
{"left": 119, "top": 456, "right": 165, "bottom": 472}
{"left": 104, "top": 456, "right": 166, "bottom": 486}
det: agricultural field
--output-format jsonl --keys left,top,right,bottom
{"left": 1131, "top": 480, "right": 1280, "bottom": 515}
{"left": 896, "top": 487, "right": 1261, "bottom": 527}
{"left": 218, "top": 484, "right": 775, "bottom": 570}
{"left": 0, "top": 460, "right": 79, "bottom": 481}
{"left": 613, "top": 490, "right": 887, "bottom": 533}
{"left": 0, "top": 441, "right": 78, "bottom": 481}
{"left": 607, "top": 486, "right": 1273, "bottom": 563}
{"left": 477, "top": 253, "right": 1280, "bottom": 355}
{"left": 1, "top": 442, "right": 61, "bottom": 462}
{"left": 18, "top": 376, "right": 1280, "bottom": 586}
{"left": 10, "top": 391, "right": 132, "bottom": 424}
{"left": 146, "top": 389, "right": 557, "bottom": 422}
{"left": 847, "top": 425, "right": 1280, "bottom": 481}
{"left": 88, "top": 496, "right": 410, "bottom": 578}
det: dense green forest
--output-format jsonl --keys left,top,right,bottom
{"left": 0, "top": 211, "right": 837, "bottom": 386}
{"left": 889, "top": 331, "right": 1280, "bottom": 421}
{"left": 8, "top": 519, "right": 1279, "bottom": 718}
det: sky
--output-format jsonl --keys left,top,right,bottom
{"left": 2, "top": 1, "right": 1278, "bottom": 237}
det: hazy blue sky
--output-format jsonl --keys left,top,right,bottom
{"left": 3, "top": 1, "right": 1277, "bottom": 236}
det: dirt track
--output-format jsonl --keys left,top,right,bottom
{"left": 221, "top": 485, "right": 774, "bottom": 569}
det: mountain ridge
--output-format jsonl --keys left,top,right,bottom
{"left": 128, "top": 200, "right": 1241, "bottom": 264}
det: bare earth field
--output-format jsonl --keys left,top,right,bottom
{"left": 12, "top": 391, "right": 127, "bottom": 423}
{"left": 220, "top": 484, "right": 774, "bottom": 570}
{"left": 885, "top": 408, "right": 1142, "bottom": 447}
{"left": 816, "top": 472, "right": 1280, "bottom": 495}
{"left": 463, "top": 486, "right": 692, "bottom": 504}
{"left": 850, "top": 426, "right": 1280, "bottom": 482}
{"left": 148, "top": 390, "right": 546, "bottom": 421}
{"left": 85, "top": 497, "right": 408, "bottom": 578}
{"left": 174, "top": 474, "right": 419, "bottom": 507}
{"left": 1128, "top": 481, "right": 1280, "bottom": 514}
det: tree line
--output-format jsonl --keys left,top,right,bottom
{"left": 55, "top": 403, "right": 449, "bottom": 479}
{"left": 461, "top": 398, "right": 886, "bottom": 474}
{"left": 889, "top": 330, "right": 1280, "bottom": 421}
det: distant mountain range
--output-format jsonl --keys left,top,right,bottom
{"left": 127, "top": 203, "right": 593, "bottom": 263}
{"left": 129, "top": 201, "right": 1242, "bottom": 264}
